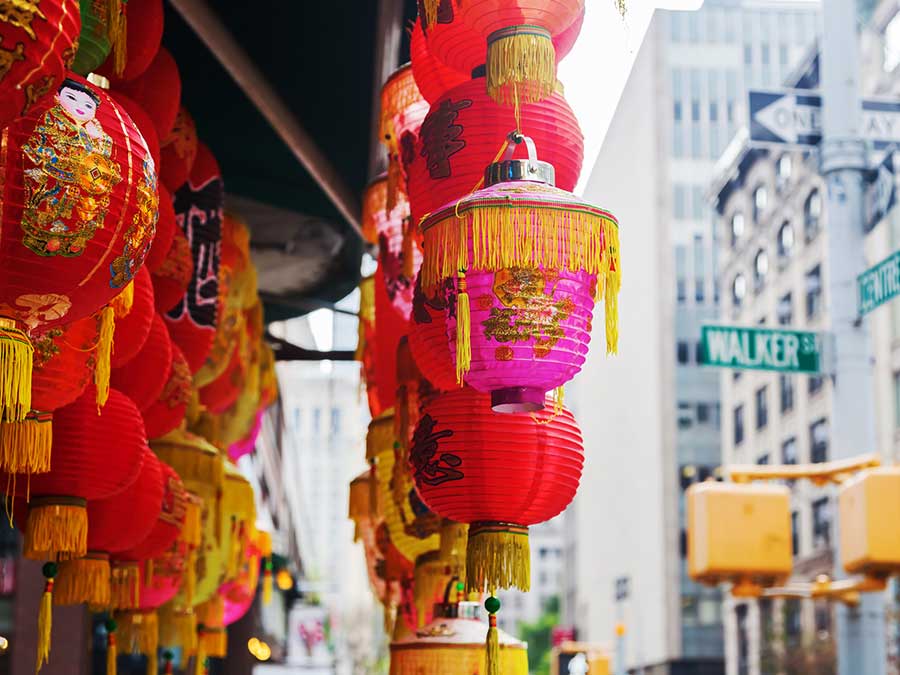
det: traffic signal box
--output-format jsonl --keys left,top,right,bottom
{"left": 687, "top": 481, "right": 792, "bottom": 587}
{"left": 840, "top": 467, "right": 900, "bottom": 575}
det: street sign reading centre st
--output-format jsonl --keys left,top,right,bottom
{"left": 749, "top": 89, "right": 900, "bottom": 150}
{"left": 699, "top": 325, "right": 832, "bottom": 374}
{"left": 858, "top": 248, "right": 900, "bottom": 316}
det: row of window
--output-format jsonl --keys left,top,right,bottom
{"left": 733, "top": 263, "right": 822, "bottom": 323}
{"left": 677, "top": 401, "right": 721, "bottom": 431}
{"left": 671, "top": 68, "right": 739, "bottom": 160}
{"left": 669, "top": 8, "right": 817, "bottom": 49}
{"left": 737, "top": 416, "right": 829, "bottom": 469}
{"left": 730, "top": 183, "right": 821, "bottom": 249}
{"left": 291, "top": 407, "right": 342, "bottom": 435}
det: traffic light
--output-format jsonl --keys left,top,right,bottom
{"left": 840, "top": 467, "right": 900, "bottom": 575}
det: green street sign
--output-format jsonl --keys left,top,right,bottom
{"left": 699, "top": 324, "right": 830, "bottom": 374}
{"left": 858, "top": 249, "right": 900, "bottom": 316}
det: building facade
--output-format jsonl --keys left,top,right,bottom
{"left": 566, "top": 2, "right": 820, "bottom": 673}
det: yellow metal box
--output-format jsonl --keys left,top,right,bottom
{"left": 840, "top": 467, "right": 900, "bottom": 575}
{"left": 687, "top": 481, "right": 792, "bottom": 585}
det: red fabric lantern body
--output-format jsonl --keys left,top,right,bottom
{"left": 410, "top": 19, "right": 468, "bottom": 105}
{"left": 151, "top": 225, "right": 193, "bottom": 314}
{"left": 110, "top": 266, "right": 154, "bottom": 368}
{"left": 110, "top": 313, "right": 173, "bottom": 411}
{"left": 31, "top": 313, "right": 101, "bottom": 413}
{"left": 142, "top": 343, "right": 191, "bottom": 440}
{"left": 0, "top": 0, "right": 80, "bottom": 129}
{"left": 111, "top": 92, "right": 160, "bottom": 169}
{"left": 406, "top": 77, "right": 582, "bottom": 228}
{"left": 200, "top": 347, "right": 243, "bottom": 414}
{"left": 165, "top": 143, "right": 223, "bottom": 373}
{"left": 96, "top": 0, "right": 164, "bottom": 83}
{"left": 0, "top": 73, "right": 159, "bottom": 332}
{"left": 377, "top": 207, "right": 420, "bottom": 324}
{"left": 410, "top": 387, "right": 583, "bottom": 592}
{"left": 145, "top": 183, "right": 175, "bottom": 273}
{"left": 409, "top": 277, "right": 457, "bottom": 391}
{"left": 374, "top": 269, "right": 406, "bottom": 414}
{"left": 114, "top": 47, "right": 180, "bottom": 141}
{"left": 119, "top": 461, "right": 188, "bottom": 562}
{"left": 159, "top": 106, "right": 198, "bottom": 192}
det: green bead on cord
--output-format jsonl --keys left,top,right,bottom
{"left": 42, "top": 562, "right": 58, "bottom": 579}
{"left": 484, "top": 596, "right": 501, "bottom": 615}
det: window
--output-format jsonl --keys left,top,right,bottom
{"left": 676, "top": 246, "right": 687, "bottom": 304}
{"left": 756, "top": 386, "right": 768, "bottom": 429}
{"left": 753, "top": 184, "right": 768, "bottom": 223}
{"left": 744, "top": 43, "right": 753, "bottom": 66}
{"left": 734, "top": 405, "right": 745, "bottom": 445}
{"left": 674, "top": 100, "right": 683, "bottom": 122}
{"left": 791, "top": 512, "right": 800, "bottom": 556}
{"left": 777, "top": 155, "right": 792, "bottom": 192}
{"left": 677, "top": 341, "right": 690, "bottom": 364}
{"left": 732, "top": 273, "right": 747, "bottom": 308}
{"left": 809, "top": 374, "right": 825, "bottom": 396}
{"left": 757, "top": 453, "right": 770, "bottom": 465}
{"left": 695, "top": 341, "right": 704, "bottom": 364}
{"left": 754, "top": 249, "right": 768, "bottom": 292}
{"left": 785, "top": 600, "right": 802, "bottom": 639}
{"left": 780, "top": 375, "right": 795, "bottom": 413}
{"left": 678, "top": 402, "right": 693, "bottom": 430}
{"left": 778, "top": 292, "right": 793, "bottom": 326}
{"left": 815, "top": 603, "right": 832, "bottom": 634}
{"left": 806, "top": 265, "right": 822, "bottom": 319}
{"left": 312, "top": 408, "right": 321, "bottom": 435}
{"left": 670, "top": 12, "right": 682, "bottom": 42}
{"left": 697, "top": 403, "right": 710, "bottom": 424}
{"left": 731, "top": 211, "right": 745, "bottom": 246}
{"left": 813, "top": 497, "right": 831, "bottom": 548}
{"left": 694, "top": 234, "right": 705, "bottom": 303}
{"left": 810, "top": 418, "right": 829, "bottom": 463}
{"left": 778, "top": 221, "right": 794, "bottom": 261}
{"left": 779, "top": 44, "right": 789, "bottom": 70}
{"left": 330, "top": 408, "right": 341, "bottom": 435}
{"left": 688, "top": 12, "right": 701, "bottom": 42}
{"left": 805, "top": 189, "right": 822, "bottom": 241}
{"left": 674, "top": 184, "right": 687, "bottom": 219}
{"left": 782, "top": 437, "right": 798, "bottom": 464}
{"left": 292, "top": 408, "right": 302, "bottom": 431}
{"left": 692, "top": 186, "right": 705, "bottom": 221}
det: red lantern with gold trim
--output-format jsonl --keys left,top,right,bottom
{"left": 111, "top": 91, "right": 160, "bottom": 169}
{"left": 374, "top": 268, "right": 408, "bottom": 414}
{"left": 410, "top": 387, "right": 583, "bottom": 594}
{"left": 114, "top": 47, "right": 180, "bottom": 141}
{"left": 159, "top": 106, "right": 198, "bottom": 192}
{"left": 408, "top": 276, "right": 457, "bottom": 392}
{"left": 111, "top": 313, "right": 173, "bottom": 411}
{"left": 142, "top": 344, "right": 191, "bottom": 440}
{"left": 410, "top": 19, "right": 468, "bottom": 105}
{"left": 164, "top": 143, "right": 223, "bottom": 374}
{"left": 145, "top": 183, "right": 176, "bottom": 273}
{"left": 110, "top": 266, "right": 155, "bottom": 369}
{"left": 151, "top": 224, "right": 194, "bottom": 314}
{"left": 0, "top": 73, "right": 158, "bottom": 423}
{"left": 0, "top": 0, "right": 80, "bottom": 129}
{"left": 380, "top": 64, "right": 430, "bottom": 212}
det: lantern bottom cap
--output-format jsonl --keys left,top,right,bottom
{"left": 491, "top": 387, "right": 545, "bottom": 414}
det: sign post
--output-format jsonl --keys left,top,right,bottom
{"left": 699, "top": 324, "right": 832, "bottom": 374}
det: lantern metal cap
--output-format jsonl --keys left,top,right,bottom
{"left": 485, "top": 132, "right": 555, "bottom": 187}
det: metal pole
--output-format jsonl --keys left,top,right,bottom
{"left": 820, "top": 1, "right": 887, "bottom": 673}
{"left": 615, "top": 604, "right": 626, "bottom": 675}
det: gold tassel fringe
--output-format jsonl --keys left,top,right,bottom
{"left": 184, "top": 549, "right": 197, "bottom": 607}
{"left": 24, "top": 500, "right": 88, "bottom": 561}
{"left": 465, "top": 522, "right": 530, "bottom": 594}
{"left": 420, "top": 0, "right": 438, "bottom": 27}
{"left": 439, "top": 521, "right": 468, "bottom": 563}
{"left": 455, "top": 272, "right": 471, "bottom": 385}
{"left": 0, "top": 411, "right": 52, "bottom": 475}
{"left": 485, "top": 613, "right": 500, "bottom": 675}
{"left": 198, "top": 628, "right": 226, "bottom": 659}
{"left": 36, "top": 563, "right": 56, "bottom": 674}
{"left": 604, "top": 217, "right": 621, "bottom": 354}
{"left": 486, "top": 25, "right": 556, "bottom": 105}
{"left": 117, "top": 610, "right": 159, "bottom": 656}
{"left": 110, "top": 562, "right": 140, "bottom": 610}
{"left": 0, "top": 319, "right": 33, "bottom": 423}
{"left": 110, "top": 281, "right": 135, "bottom": 318}
{"left": 53, "top": 553, "right": 111, "bottom": 607}
{"left": 390, "top": 644, "right": 529, "bottom": 675}
{"left": 158, "top": 606, "right": 196, "bottom": 658}
{"left": 95, "top": 306, "right": 114, "bottom": 409}
{"left": 106, "top": 626, "right": 117, "bottom": 675}
{"left": 108, "top": 0, "right": 127, "bottom": 76}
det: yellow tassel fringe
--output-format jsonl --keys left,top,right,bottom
{"left": 198, "top": 628, "right": 227, "bottom": 659}
{"left": 262, "top": 568, "right": 273, "bottom": 606}
{"left": 108, "top": 0, "right": 127, "bottom": 76}
{"left": 110, "top": 562, "right": 141, "bottom": 610}
{"left": 486, "top": 25, "right": 556, "bottom": 105}
{"left": 390, "top": 645, "right": 529, "bottom": 675}
{"left": 158, "top": 606, "right": 196, "bottom": 658}
{"left": 110, "top": 281, "right": 135, "bottom": 318}
{"left": 36, "top": 573, "right": 54, "bottom": 674}
{"left": 485, "top": 614, "right": 500, "bottom": 675}
{"left": 95, "top": 306, "right": 114, "bottom": 409}
{"left": 455, "top": 273, "right": 471, "bottom": 385}
{"left": 53, "top": 554, "right": 111, "bottom": 607}
{"left": 465, "top": 523, "right": 530, "bottom": 594}
{"left": 0, "top": 411, "right": 52, "bottom": 475}
{"left": 0, "top": 319, "right": 33, "bottom": 423}
{"left": 24, "top": 501, "right": 88, "bottom": 561}
{"left": 420, "top": 0, "right": 438, "bottom": 28}
{"left": 107, "top": 630, "right": 117, "bottom": 675}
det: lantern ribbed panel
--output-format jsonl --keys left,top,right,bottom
{"left": 200, "top": 348, "right": 243, "bottom": 415}
{"left": 165, "top": 143, "right": 223, "bottom": 374}
{"left": 119, "top": 462, "right": 187, "bottom": 561}
{"left": 111, "top": 313, "right": 173, "bottom": 411}
{"left": 151, "top": 226, "right": 194, "bottom": 314}
{"left": 145, "top": 184, "right": 176, "bottom": 273}
{"left": 362, "top": 176, "right": 388, "bottom": 246}
{"left": 410, "top": 20, "right": 468, "bottom": 105}
{"left": 96, "top": 0, "right": 164, "bottom": 83}
{"left": 0, "top": 73, "right": 159, "bottom": 333}
{"left": 110, "top": 266, "right": 155, "bottom": 369}
{"left": 159, "top": 106, "right": 198, "bottom": 192}
{"left": 374, "top": 270, "right": 408, "bottom": 414}
{"left": 142, "top": 343, "right": 191, "bottom": 440}
{"left": 406, "top": 78, "right": 582, "bottom": 228}
{"left": 87, "top": 446, "right": 163, "bottom": 554}
{"left": 71, "top": 0, "right": 110, "bottom": 76}
{"left": 139, "top": 552, "right": 184, "bottom": 610}
{"left": 409, "top": 278, "right": 457, "bottom": 391}
{"left": 0, "top": 0, "right": 80, "bottom": 129}
{"left": 30, "top": 313, "right": 100, "bottom": 412}
{"left": 114, "top": 47, "right": 180, "bottom": 141}
{"left": 411, "top": 387, "right": 583, "bottom": 525}
{"left": 25, "top": 386, "right": 148, "bottom": 501}
{"left": 552, "top": 6, "right": 585, "bottom": 62}
{"left": 112, "top": 92, "right": 161, "bottom": 170}
{"left": 458, "top": 0, "right": 584, "bottom": 38}
{"left": 416, "top": 2, "right": 484, "bottom": 78}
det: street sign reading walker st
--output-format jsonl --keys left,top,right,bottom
{"left": 749, "top": 89, "right": 900, "bottom": 150}
{"left": 699, "top": 324, "right": 831, "bottom": 374}
{"left": 858, "top": 249, "right": 900, "bottom": 316}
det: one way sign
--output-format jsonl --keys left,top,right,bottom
{"left": 750, "top": 89, "right": 900, "bottom": 150}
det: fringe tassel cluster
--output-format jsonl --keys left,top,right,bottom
{"left": 465, "top": 522, "right": 530, "bottom": 594}
{"left": 95, "top": 306, "right": 115, "bottom": 409}
{"left": 110, "top": 562, "right": 141, "bottom": 610}
{"left": 53, "top": 553, "right": 111, "bottom": 607}
{"left": 36, "top": 562, "right": 56, "bottom": 674}
{"left": 485, "top": 612, "right": 500, "bottom": 675}
{"left": 390, "top": 645, "right": 529, "bottom": 675}
{"left": 0, "top": 318, "right": 33, "bottom": 423}
{"left": 486, "top": 25, "right": 556, "bottom": 105}
{"left": 24, "top": 499, "right": 88, "bottom": 560}
{"left": 105, "top": 619, "right": 117, "bottom": 675}
{"left": 0, "top": 411, "right": 52, "bottom": 475}
{"left": 455, "top": 272, "right": 471, "bottom": 385}
{"left": 110, "top": 281, "right": 134, "bottom": 318}
{"left": 107, "top": 0, "right": 127, "bottom": 75}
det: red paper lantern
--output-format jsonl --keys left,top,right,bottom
{"left": 145, "top": 183, "right": 176, "bottom": 273}
{"left": 380, "top": 64, "right": 430, "bottom": 212}
{"left": 95, "top": 0, "right": 164, "bottom": 83}
{"left": 151, "top": 225, "right": 194, "bottom": 314}
{"left": 142, "top": 344, "right": 191, "bottom": 440}
{"left": 421, "top": 0, "right": 584, "bottom": 104}
{"left": 200, "top": 347, "right": 243, "bottom": 414}
{"left": 118, "top": 460, "right": 188, "bottom": 562}
{"left": 374, "top": 267, "right": 407, "bottom": 414}
{"left": 110, "top": 313, "right": 173, "bottom": 411}
{"left": 111, "top": 91, "right": 161, "bottom": 169}
{"left": 409, "top": 277, "right": 457, "bottom": 391}
{"left": 110, "top": 266, "right": 155, "bottom": 369}
{"left": 0, "top": 0, "right": 80, "bottom": 129}
{"left": 410, "top": 19, "right": 468, "bottom": 105}
{"left": 159, "top": 105, "right": 198, "bottom": 192}
{"left": 165, "top": 143, "right": 223, "bottom": 373}
{"left": 410, "top": 386, "right": 583, "bottom": 592}
{"left": 12, "top": 386, "right": 149, "bottom": 560}
{"left": 0, "top": 74, "right": 158, "bottom": 421}
{"left": 376, "top": 204, "right": 420, "bottom": 324}
{"left": 114, "top": 47, "right": 180, "bottom": 141}
{"left": 405, "top": 76, "right": 582, "bottom": 228}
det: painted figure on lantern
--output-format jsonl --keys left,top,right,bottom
{"left": 21, "top": 79, "right": 122, "bottom": 257}
{"left": 0, "top": 0, "right": 46, "bottom": 40}
{"left": 111, "top": 152, "right": 158, "bottom": 287}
